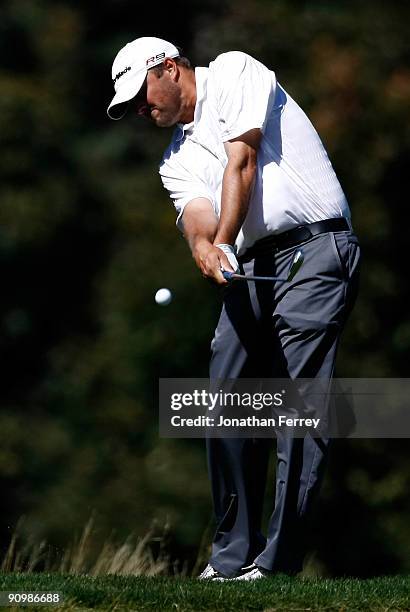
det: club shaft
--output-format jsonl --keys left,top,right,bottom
{"left": 222, "top": 248, "right": 304, "bottom": 283}
{"left": 230, "top": 273, "right": 287, "bottom": 282}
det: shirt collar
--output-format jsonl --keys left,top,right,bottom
{"left": 175, "top": 66, "right": 208, "bottom": 142}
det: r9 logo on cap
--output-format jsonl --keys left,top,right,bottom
{"left": 146, "top": 52, "right": 166, "bottom": 65}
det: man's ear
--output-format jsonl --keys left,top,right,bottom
{"left": 163, "top": 58, "right": 179, "bottom": 80}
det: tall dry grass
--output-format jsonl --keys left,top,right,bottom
{"left": 1, "top": 517, "right": 175, "bottom": 576}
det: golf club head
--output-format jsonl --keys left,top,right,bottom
{"left": 287, "top": 249, "right": 304, "bottom": 281}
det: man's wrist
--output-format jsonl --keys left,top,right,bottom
{"left": 192, "top": 237, "right": 213, "bottom": 255}
{"left": 214, "top": 233, "right": 235, "bottom": 246}
{"left": 191, "top": 238, "right": 213, "bottom": 265}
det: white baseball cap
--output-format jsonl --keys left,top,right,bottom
{"left": 107, "top": 37, "right": 180, "bottom": 120}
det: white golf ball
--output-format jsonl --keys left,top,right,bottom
{"left": 155, "top": 288, "right": 172, "bottom": 306}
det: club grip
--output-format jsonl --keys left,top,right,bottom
{"left": 222, "top": 270, "right": 235, "bottom": 281}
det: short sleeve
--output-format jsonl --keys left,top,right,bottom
{"left": 210, "top": 51, "right": 276, "bottom": 142}
{"left": 159, "top": 150, "right": 217, "bottom": 231}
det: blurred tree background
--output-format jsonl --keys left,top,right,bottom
{"left": 0, "top": 0, "right": 409, "bottom": 576}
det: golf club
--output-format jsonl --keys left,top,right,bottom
{"left": 222, "top": 248, "right": 304, "bottom": 283}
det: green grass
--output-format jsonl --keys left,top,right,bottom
{"left": 0, "top": 573, "right": 409, "bottom": 611}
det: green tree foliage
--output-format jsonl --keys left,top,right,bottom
{"left": 0, "top": 0, "right": 409, "bottom": 574}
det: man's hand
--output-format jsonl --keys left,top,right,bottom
{"left": 193, "top": 239, "right": 237, "bottom": 285}
{"left": 214, "top": 243, "right": 239, "bottom": 272}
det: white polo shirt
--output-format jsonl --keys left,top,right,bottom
{"left": 159, "top": 51, "right": 350, "bottom": 255}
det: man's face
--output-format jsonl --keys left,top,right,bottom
{"left": 133, "top": 66, "right": 182, "bottom": 128}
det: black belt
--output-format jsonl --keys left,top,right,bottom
{"left": 240, "top": 217, "right": 350, "bottom": 261}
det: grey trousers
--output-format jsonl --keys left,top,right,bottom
{"left": 207, "top": 229, "right": 361, "bottom": 576}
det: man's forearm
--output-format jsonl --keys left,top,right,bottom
{"left": 185, "top": 221, "right": 217, "bottom": 257}
{"left": 214, "top": 133, "right": 259, "bottom": 246}
{"left": 181, "top": 198, "right": 235, "bottom": 284}
{"left": 182, "top": 199, "right": 218, "bottom": 255}
{"left": 214, "top": 163, "right": 255, "bottom": 245}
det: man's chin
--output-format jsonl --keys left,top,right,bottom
{"left": 154, "top": 119, "right": 177, "bottom": 128}
{"left": 150, "top": 111, "right": 177, "bottom": 128}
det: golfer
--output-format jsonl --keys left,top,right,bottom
{"left": 107, "top": 37, "right": 360, "bottom": 580}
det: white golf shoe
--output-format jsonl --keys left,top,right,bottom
{"left": 198, "top": 564, "right": 230, "bottom": 581}
{"left": 233, "top": 563, "right": 270, "bottom": 581}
